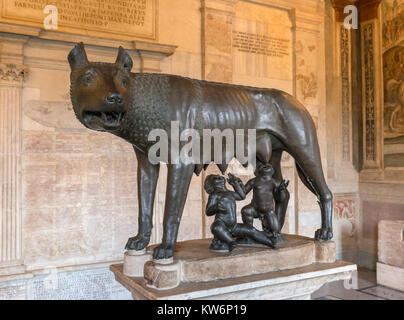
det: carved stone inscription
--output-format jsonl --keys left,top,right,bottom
{"left": 232, "top": 18, "right": 291, "bottom": 80}
{"left": 0, "top": 0, "right": 156, "bottom": 40}
{"left": 233, "top": 31, "right": 289, "bottom": 58}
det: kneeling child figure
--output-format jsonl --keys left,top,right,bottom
{"left": 204, "top": 173, "right": 276, "bottom": 252}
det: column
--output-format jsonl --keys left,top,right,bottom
{"left": 0, "top": 62, "right": 27, "bottom": 275}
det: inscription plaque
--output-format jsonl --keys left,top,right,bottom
{"left": 233, "top": 31, "right": 289, "bottom": 58}
{"left": 232, "top": 17, "right": 291, "bottom": 80}
{"left": 0, "top": 0, "right": 157, "bottom": 40}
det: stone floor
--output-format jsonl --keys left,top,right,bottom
{"left": 312, "top": 267, "right": 404, "bottom": 300}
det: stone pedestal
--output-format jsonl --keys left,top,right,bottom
{"left": 377, "top": 220, "right": 404, "bottom": 291}
{"left": 110, "top": 235, "right": 356, "bottom": 300}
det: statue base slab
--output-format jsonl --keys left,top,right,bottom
{"left": 110, "top": 235, "right": 357, "bottom": 300}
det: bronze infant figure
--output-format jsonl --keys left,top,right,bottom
{"left": 68, "top": 43, "right": 333, "bottom": 260}
{"left": 204, "top": 173, "right": 276, "bottom": 252}
{"left": 240, "top": 162, "right": 289, "bottom": 244}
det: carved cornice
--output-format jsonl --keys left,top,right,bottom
{"left": 132, "top": 40, "right": 177, "bottom": 57}
{"left": 331, "top": 0, "right": 356, "bottom": 22}
{"left": 200, "top": 0, "right": 239, "bottom": 15}
{"left": 0, "top": 63, "right": 28, "bottom": 86}
{"left": 356, "top": 0, "right": 382, "bottom": 22}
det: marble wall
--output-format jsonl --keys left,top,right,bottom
{"left": 356, "top": 0, "right": 404, "bottom": 269}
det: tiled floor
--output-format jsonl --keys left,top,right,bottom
{"left": 312, "top": 268, "right": 404, "bottom": 300}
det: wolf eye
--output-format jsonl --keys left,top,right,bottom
{"left": 81, "top": 70, "right": 96, "bottom": 86}
{"left": 120, "top": 76, "right": 129, "bottom": 88}
{"left": 84, "top": 75, "right": 93, "bottom": 85}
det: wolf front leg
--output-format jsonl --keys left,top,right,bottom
{"left": 152, "top": 163, "right": 195, "bottom": 260}
{"left": 125, "top": 147, "right": 160, "bottom": 251}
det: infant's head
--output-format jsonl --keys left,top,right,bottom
{"left": 204, "top": 175, "right": 226, "bottom": 194}
{"left": 255, "top": 163, "right": 274, "bottom": 177}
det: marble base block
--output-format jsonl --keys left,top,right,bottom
{"left": 123, "top": 250, "right": 151, "bottom": 277}
{"left": 377, "top": 220, "right": 404, "bottom": 291}
{"left": 111, "top": 235, "right": 354, "bottom": 299}
{"left": 378, "top": 220, "right": 404, "bottom": 268}
{"left": 377, "top": 262, "right": 404, "bottom": 292}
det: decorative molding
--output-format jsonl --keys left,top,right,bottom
{"left": 201, "top": 0, "right": 239, "bottom": 13}
{"left": 132, "top": 41, "right": 177, "bottom": 57}
{"left": 0, "top": 0, "right": 158, "bottom": 41}
{"left": 22, "top": 39, "right": 176, "bottom": 72}
{"left": 362, "top": 22, "right": 377, "bottom": 164}
{"left": 340, "top": 26, "right": 351, "bottom": 162}
{"left": 133, "top": 40, "right": 177, "bottom": 73}
{"left": 356, "top": 0, "right": 382, "bottom": 22}
{"left": 331, "top": 0, "right": 356, "bottom": 22}
{"left": 0, "top": 27, "right": 177, "bottom": 59}
{"left": 240, "top": 0, "right": 322, "bottom": 13}
{"left": 294, "top": 11, "right": 324, "bottom": 34}
{"left": 0, "top": 64, "right": 28, "bottom": 86}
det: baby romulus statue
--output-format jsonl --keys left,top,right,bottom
{"left": 204, "top": 173, "right": 276, "bottom": 252}
{"left": 241, "top": 163, "right": 289, "bottom": 244}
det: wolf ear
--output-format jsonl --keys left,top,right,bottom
{"left": 115, "top": 46, "right": 133, "bottom": 72}
{"left": 68, "top": 42, "right": 89, "bottom": 71}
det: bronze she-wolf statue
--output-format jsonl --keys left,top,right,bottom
{"left": 68, "top": 43, "right": 333, "bottom": 260}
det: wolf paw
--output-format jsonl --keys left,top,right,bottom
{"left": 152, "top": 244, "right": 175, "bottom": 260}
{"left": 314, "top": 228, "right": 333, "bottom": 241}
{"left": 125, "top": 234, "right": 150, "bottom": 251}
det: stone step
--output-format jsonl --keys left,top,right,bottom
{"left": 128, "top": 235, "right": 336, "bottom": 290}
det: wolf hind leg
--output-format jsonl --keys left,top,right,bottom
{"left": 295, "top": 160, "right": 333, "bottom": 241}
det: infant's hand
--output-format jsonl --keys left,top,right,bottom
{"left": 227, "top": 173, "right": 241, "bottom": 185}
{"left": 279, "top": 180, "right": 290, "bottom": 191}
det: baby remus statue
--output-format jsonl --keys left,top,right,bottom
{"left": 241, "top": 163, "right": 289, "bottom": 244}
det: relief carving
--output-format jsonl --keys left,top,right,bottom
{"left": 334, "top": 199, "right": 356, "bottom": 237}
{"left": 363, "top": 23, "right": 376, "bottom": 162}
{"left": 0, "top": 64, "right": 28, "bottom": 83}
{"left": 382, "top": 1, "right": 404, "bottom": 167}
{"left": 296, "top": 40, "right": 319, "bottom": 103}
{"left": 340, "top": 26, "right": 351, "bottom": 162}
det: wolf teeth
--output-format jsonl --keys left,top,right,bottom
{"left": 101, "top": 112, "right": 107, "bottom": 122}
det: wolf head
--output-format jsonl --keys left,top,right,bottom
{"left": 68, "top": 42, "right": 133, "bottom": 132}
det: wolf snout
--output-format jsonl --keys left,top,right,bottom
{"left": 106, "top": 93, "right": 123, "bottom": 105}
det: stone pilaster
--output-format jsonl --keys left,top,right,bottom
{"left": 357, "top": 0, "right": 383, "bottom": 170}
{"left": 292, "top": 7, "right": 328, "bottom": 235}
{"left": 200, "top": 0, "right": 239, "bottom": 82}
{"left": 326, "top": 0, "right": 359, "bottom": 193}
{"left": 132, "top": 40, "right": 177, "bottom": 73}
{"left": 331, "top": 0, "right": 356, "bottom": 164}
{"left": 0, "top": 63, "right": 27, "bottom": 275}
{"left": 0, "top": 34, "right": 28, "bottom": 276}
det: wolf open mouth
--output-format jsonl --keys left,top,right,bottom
{"left": 82, "top": 111, "right": 125, "bottom": 129}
